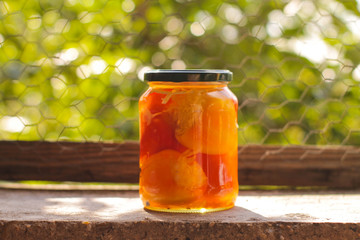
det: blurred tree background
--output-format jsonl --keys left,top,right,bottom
{"left": 0, "top": 0, "right": 359, "bottom": 145}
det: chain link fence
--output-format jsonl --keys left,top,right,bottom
{"left": 0, "top": 0, "right": 360, "bottom": 146}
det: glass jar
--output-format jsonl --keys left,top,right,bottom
{"left": 139, "top": 70, "right": 238, "bottom": 213}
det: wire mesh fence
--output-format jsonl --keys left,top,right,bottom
{"left": 0, "top": 0, "right": 360, "bottom": 146}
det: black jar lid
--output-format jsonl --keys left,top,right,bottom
{"left": 144, "top": 69, "right": 232, "bottom": 82}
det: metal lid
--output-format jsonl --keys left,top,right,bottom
{"left": 144, "top": 69, "right": 232, "bottom": 82}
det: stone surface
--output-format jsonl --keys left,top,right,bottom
{"left": 0, "top": 189, "right": 360, "bottom": 239}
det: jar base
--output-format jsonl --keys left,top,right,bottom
{"left": 144, "top": 205, "right": 234, "bottom": 213}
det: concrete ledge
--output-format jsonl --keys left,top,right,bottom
{"left": 0, "top": 190, "right": 359, "bottom": 239}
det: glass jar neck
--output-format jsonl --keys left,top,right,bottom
{"left": 148, "top": 81, "right": 228, "bottom": 89}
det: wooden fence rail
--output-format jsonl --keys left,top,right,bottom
{"left": 0, "top": 141, "right": 359, "bottom": 188}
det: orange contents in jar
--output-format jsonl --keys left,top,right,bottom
{"left": 139, "top": 70, "right": 238, "bottom": 213}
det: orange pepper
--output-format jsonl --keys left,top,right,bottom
{"left": 172, "top": 89, "right": 238, "bottom": 155}
{"left": 140, "top": 149, "right": 207, "bottom": 205}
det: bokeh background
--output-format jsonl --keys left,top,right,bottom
{"left": 0, "top": 0, "right": 359, "bottom": 145}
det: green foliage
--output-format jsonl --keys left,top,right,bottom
{"left": 0, "top": 0, "right": 359, "bottom": 145}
